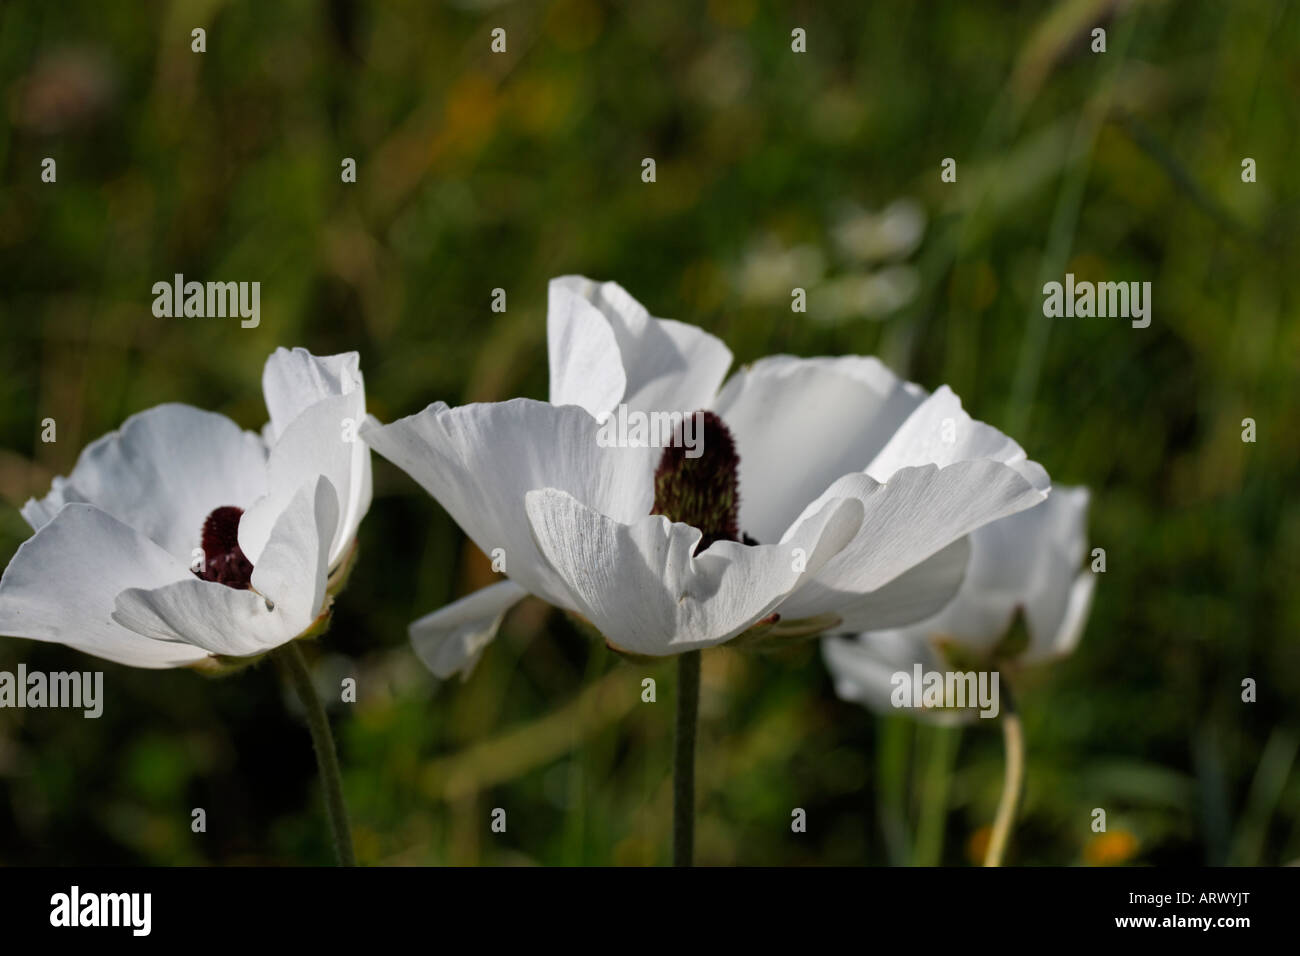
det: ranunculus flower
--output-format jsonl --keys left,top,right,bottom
{"left": 821, "top": 485, "right": 1094, "bottom": 721}
{"left": 0, "top": 348, "right": 372, "bottom": 669}
{"left": 363, "top": 276, "right": 1052, "bottom": 678}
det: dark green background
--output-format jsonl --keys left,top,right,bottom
{"left": 0, "top": 0, "right": 1296, "bottom": 865}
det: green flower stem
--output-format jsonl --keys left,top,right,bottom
{"left": 274, "top": 642, "right": 356, "bottom": 867}
{"left": 984, "top": 684, "right": 1023, "bottom": 868}
{"left": 673, "top": 650, "right": 701, "bottom": 867}
{"left": 915, "top": 724, "right": 960, "bottom": 866}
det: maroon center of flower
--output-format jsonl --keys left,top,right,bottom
{"left": 651, "top": 410, "right": 751, "bottom": 555}
{"left": 196, "top": 506, "right": 254, "bottom": 589}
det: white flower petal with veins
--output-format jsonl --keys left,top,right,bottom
{"left": 0, "top": 504, "right": 209, "bottom": 668}
{"left": 865, "top": 386, "right": 1049, "bottom": 491}
{"left": 805, "top": 537, "right": 972, "bottom": 634}
{"left": 19, "top": 404, "right": 267, "bottom": 560}
{"left": 525, "top": 488, "right": 863, "bottom": 655}
{"left": 777, "top": 460, "right": 1047, "bottom": 622}
{"left": 712, "top": 355, "right": 926, "bottom": 543}
{"left": 548, "top": 276, "right": 732, "bottom": 418}
{"left": 263, "top": 349, "right": 364, "bottom": 441}
{"left": 240, "top": 348, "right": 371, "bottom": 568}
{"left": 361, "top": 399, "right": 655, "bottom": 610}
{"left": 547, "top": 280, "right": 628, "bottom": 419}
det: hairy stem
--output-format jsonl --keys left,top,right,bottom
{"left": 274, "top": 642, "right": 356, "bottom": 866}
{"left": 673, "top": 650, "right": 701, "bottom": 867}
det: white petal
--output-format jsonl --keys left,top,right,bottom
{"left": 262, "top": 348, "right": 365, "bottom": 442}
{"left": 645, "top": 317, "right": 734, "bottom": 412}
{"left": 793, "top": 536, "right": 971, "bottom": 633}
{"left": 909, "top": 592, "right": 1019, "bottom": 651}
{"left": 342, "top": 436, "right": 373, "bottom": 563}
{"left": 20, "top": 476, "right": 82, "bottom": 531}
{"left": 547, "top": 279, "right": 627, "bottom": 418}
{"left": 775, "top": 460, "right": 1048, "bottom": 625}
{"left": 239, "top": 389, "right": 369, "bottom": 568}
{"left": 362, "top": 399, "right": 655, "bottom": 609}
{"left": 20, "top": 405, "right": 267, "bottom": 561}
{"left": 850, "top": 485, "right": 1094, "bottom": 663}
{"left": 113, "top": 477, "right": 338, "bottom": 657}
{"left": 249, "top": 476, "right": 339, "bottom": 631}
{"left": 548, "top": 276, "right": 732, "bottom": 417}
{"left": 0, "top": 504, "right": 208, "bottom": 668}
{"left": 712, "top": 355, "right": 928, "bottom": 543}
{"left": 937, "top": 485, "right": 1091, "bottom": 657}
{"left": 1041, "top": 570, "right": 1096, "bottom": 660}
{"left": 821, "top": 632, "right": 967, "bottom": 725}
{"left": 410, "top": 579, "right": 528, "bottom": 679}
{"left": 1010, "top": 486, "right": 1093, "bottom": 659}
{"left": 866, "top": 385, "right": 1049, "bottom": 492}
{"left": 524, "top": 487, "right": 862, "bottom": 655}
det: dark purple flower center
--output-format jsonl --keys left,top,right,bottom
{"left": 651, "top": 410, "right": 749, "bottom": 555}
{"left": 196, "top": 506, "right": 254, "bottom": 589}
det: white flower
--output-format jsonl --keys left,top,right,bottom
{"left": 821, "top": 486, "right": 1095, "bottom": 722}
{"left": 831, "top": 198, "right": 926, "bottom": 263}
{"left": 0, "top": 348, "right": 372, "bottom": 669}
{"left": 362, "top": 276, "right": 1051, "bottom": 678}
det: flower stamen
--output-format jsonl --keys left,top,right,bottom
{"left": 196, "top": 505, "right": 254, "bottom": 589}
{"left": 651, "top": 411, "right": 744, "bottom": 555}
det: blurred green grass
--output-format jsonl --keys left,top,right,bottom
{"left": 0, "top": 0, "right": 1297, "bottom": 865}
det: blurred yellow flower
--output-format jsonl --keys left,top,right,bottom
{"left": 1085, "top": 830, "right": 1140, "bottom": 866}
{"left": 967, "top": 825, "right": 991, "bottom": 864}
